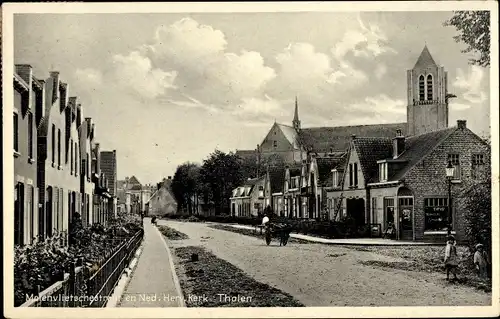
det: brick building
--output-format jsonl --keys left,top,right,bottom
{"left": 14, "top": 65, "right": 43, "bottom": 245}
{"left": 100, "top": 150, "right": 118, "bottom": 218}
{"left": 36, "top": 71, "right": 82, "bottom": 242}
{"left": 326, "top": 120, "right": 490, "bottom": 241}
{"left": 230, "top": 176, "right": 269, "bottom": 217}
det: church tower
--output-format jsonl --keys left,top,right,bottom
{"left": 292, "top": 96, "right": 301, "bottom": 131}
{"left": 407, "top": 45, "right": 449, "bottom": 136}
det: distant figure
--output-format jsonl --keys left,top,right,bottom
{"left": 262, "top": 214, "right": 270, "bottom": 226}
{"left": 151, "top": 216, "right": 157, "bottom": 226}
{"left": 444, "top": 235, "right": 459, "bottom": 281}
{"left": 474, "top": 243, "right": 489, "bottom": 279}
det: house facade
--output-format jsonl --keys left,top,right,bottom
{"left": 36, "top": 71, "right": 81, "bottom": 242}
{"left": 14, "top": 65, "right": 43, "bottom": 245}
{"left": 147, "top": 177, "right": 178, "bottom": 216}
{"left": 230, "top": 176, "right": 269, "bottom": 217}
{"left": 91, "top": 142, "right": 113, "bottom": 225}
{"left": 79, "top": 117, "right": 95, "bottom": 227}
{"left": 100, "top": 150, "right": 118, "bottom": 218}
{"left": 327, "top": 121, "right": 490, "bottom": 241}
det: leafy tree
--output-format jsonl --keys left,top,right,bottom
{"left": 460, "top": 182, "right": 491, "bottom": 260}
{"left": 171, "top": 162, "right": 201, "bottom": 215}
{"left": 444, "top": 11, "right": 490, "bottom": 67}
{"left": 237, "top": 153, "right": 259, "bottom": 180}
{"left": 200, "top": 150, "right": 245, "bottom": 215}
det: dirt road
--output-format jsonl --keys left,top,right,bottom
{"left": 161, "top": 220, "right": 491, "bottom": 307}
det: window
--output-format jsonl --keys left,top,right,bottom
{"left": 472, "top": 154, "right": 485, "bottom": 165}
{"left": 332, "top": 170, "right": 339, "bottom": 187}
{"left": 28, "top": 113, "right": 33, "bottom": 158}
{"left": 27, "top": 185, "right": 34, "bottom": 244}
{"left": 472, "top": 153, "right": 486, "bottom": 180}
{"left": 14, "top": 112, "right": 19, "bottom": 152}
{"left": 426, "top": 74, "right": 433, "bottom": 100}
{"left": 258, "top": 186, "right": 264, "bottom": 198}
{"left": 371, "top": 197, "right": 378, "bottom": 224}
{"left": 86, "top": 153, "right": 90, "bottom": 178}
{"left": 57, "top": 129, "right": 61, "bottom": 166}
{"left": 273, "top": 141, "right": 278, "bottom": 148}
{"left": 424, "top": 197, "right": 450, "bottom": 231}
{"left": 14, "top": 182, "right": 25, "bottom": 245}
{"left": 75, "top": 143, "right": 78, "bottom": 176}
{"left": 418, "top": 75, "right": 425, "bottom": 101}
{"left": 379, "top": 162, "right": 388, "bottom": 182}
{"left": 70, "top": 139, "right": 74, "bottom": 174}
{"left": 447, "top": 154, "right": 461, "bottom": 180}
{"left": 292, "top": 197, "right": 296, "bottom": 217}
{"left": 51, "top": 124, "right": 56, "bottom": 164}
{"left": 349, "top": 163, "right": 359, "bottom": 187}
{"left": 384, "top": 197, "right": 395, "bottom": 228}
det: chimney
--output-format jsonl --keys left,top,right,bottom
{"left": 392, "top": 129, "right": 405, "bottom": 159}
{"left": 157, "top": 182, "right": 162, "bottom": 190}
{"left": 457, "top": 120, "right": 467, "bottom": 129}
{"left": 15, "top": 64, "right": 33, "bottom": 84}
{"left": 95, "top": 143, "right": 101, "bottom": 173}
{"left": 76, "top": 103, "right": 82, "bottom": 127}
{"left": 168, "top": 176, "right": 172, "bottom": 180}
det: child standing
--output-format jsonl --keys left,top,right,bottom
{"left": 444, "top": 235, "right": 459, "bottom": 281}
{"left": 474, "top": 243, "right": 489, "bottom": 279}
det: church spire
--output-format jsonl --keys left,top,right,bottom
{"left": 414, "top": 45, "right": 437, "bottom": 69}
{"left": 292, "top": 96, "right": 301, "bottom": 131}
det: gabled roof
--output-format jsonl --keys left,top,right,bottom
{"left": 413, "top": 45, "right": 438, "bottom": 69}
{"left": 389, "top": 127, "right": 457, "bottom": 181}
{"left": 269, "top": 167, "right": 286, "bottom": 193}
{"left": 353, "top": 137, "right": 394, "bottom": 184}
{"left": 128, "top": 176, "right": 141, "bottom": 185}
{"left": 298, "top": 122, "right": 406, "bottom": 153}
{"left": 277, "top": 123, "right": 300, "bottom": 147}
{"left": 355, "top": 126, "right": 459, "bottom": 184}
{"left": 315, "top": 153, "right": 348, "bottom": 187}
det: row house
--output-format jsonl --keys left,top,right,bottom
{"left": 14, "top": 65, "right": 43, "bottom": 245}
{"left": 230, "top": 175, "right": 270, "bottom": 217}
{"left": 326, "top": 120, "right": 490, "bottom": 241}
{"left": 37, "top": 71, "right": 81, "bottom": 242}
{"left": 13, "top": 65, "right": 118, "bottom": 246}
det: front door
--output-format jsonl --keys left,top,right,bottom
{"left": 398, "top": 197, "right": 414, "bottom": 240}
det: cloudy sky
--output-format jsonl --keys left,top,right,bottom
{"left": 14, "top": 11, "right": 491, "bottom": 184}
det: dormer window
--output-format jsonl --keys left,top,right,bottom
{"left": 332, "top": 169, "right": 339, "bottom": 187}
{"left": 258, "top": 186, "right": 264, "bottom": 198}
{"left": 379, "top": 162, "right": 388, "bottom": 182}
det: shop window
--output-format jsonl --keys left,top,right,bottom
{"left": 424, "top": 197, "right": 450, "bottom": 231}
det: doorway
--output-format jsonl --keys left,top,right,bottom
{"left": 346, "top": 198, "right": 365, "bottom": 225}
{"left": 398, "top": 187, "right": 414, "bottom": 240}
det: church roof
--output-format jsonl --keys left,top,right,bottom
{"left": 413, "top": 45, "right": 438, "bottom": 69}
{"left": 298, "top": 123, "right": 407, "bottom": 153}
{"left": 277, "top": 123, "right": 300, "bottom": 148}
{"left": 128, "top": 175, "right": 141, "bottom": 185}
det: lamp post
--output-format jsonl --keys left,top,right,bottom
{"left": 445, "top": 161, "right": 455, "bottom": 237}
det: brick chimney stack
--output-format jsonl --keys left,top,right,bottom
{"left": 457, "top": 120, "right": 467, "bottom": 129}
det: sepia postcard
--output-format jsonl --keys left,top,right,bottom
{"left": 2, "top": 1, "right": 499, "bottom": 318}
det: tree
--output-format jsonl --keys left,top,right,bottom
{"left": 459, "top": 182, "right": 491, "bottom": 261}
{"left": 171, "top": 162, "right": 201, "bottom": 215}
{"left": 199, "top": 150, "right": 245, "bottom": 215}
{"left": 444, "top": 11, "right": 490, "bottom": 67}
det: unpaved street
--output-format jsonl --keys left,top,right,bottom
{"left": 161, "top": 220, "right": 491, "bottom": 307}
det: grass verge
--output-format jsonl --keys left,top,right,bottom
{"left": 209, "top": 224, "right": 314, "bottom": 244}
{"left": 157, "top": 225, "right": 189, "bottom": 240}
{"left": 174, "top": 246, "right": 304, "bottom": 307}
{"left": 351, "top": 246, "right": 491, "bottom": 292}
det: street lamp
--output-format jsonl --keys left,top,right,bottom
{"left": 445, "top": 161, "right": 455, "bottom": 236}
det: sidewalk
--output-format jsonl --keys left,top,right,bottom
{"left": 118, "top": 218, "right": 184, "bottom": 307}
{"left": 225, "top": 223, "right": 438, "bottom": 246}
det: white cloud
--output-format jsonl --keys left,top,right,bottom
{"left": 75, "top": 68, "right": 103, "bottom": 86}
{"left": 453, "top": 65, "right": 487, "bottom": 104}
{"left": 374, "top": 64, "right": 387, "bottom": 80}
{"left": 331, "top": 14, "right": 396, "bottom": 60}
{"left": 347, "top": 94, "right": 406, "bottom": 124}
{"left": 142, "top": 17, "right": 275, "bottom": 104}
{"left": 328, "top": 61, "right": 368, "bottom": 86}
{"left": 112, "top": 51, "right": 177, "bottom": 99}
{"left": 234, "top": 95, "right": 283, "bottom": 116}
